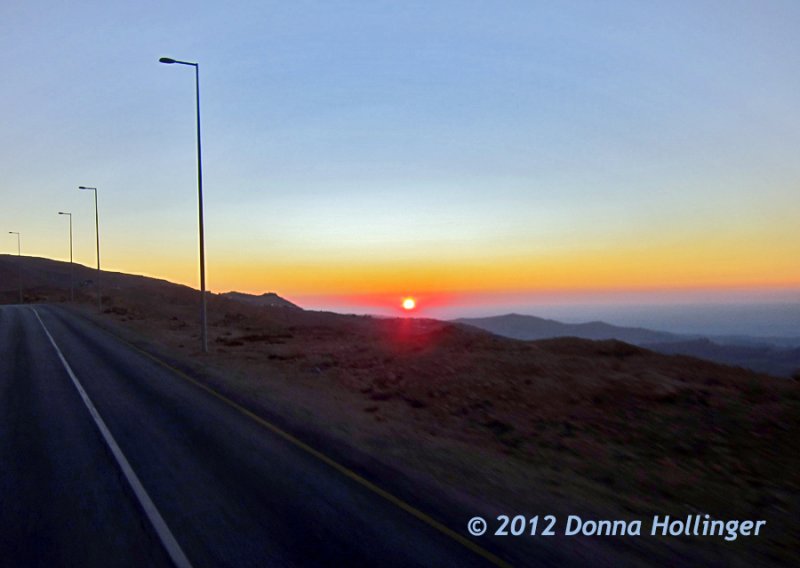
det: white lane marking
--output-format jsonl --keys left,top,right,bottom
{"left": 32, "top": 308, "right": 193, "bottom": 568}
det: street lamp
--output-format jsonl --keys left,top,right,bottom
{"left": 8, "top": 231, "right": 22, "bottom": 303}
{"left": 79, "top": 186, "right": 101, "bottom": 311}
{"left": 159, "top": 56, "right": 208, "bottom": 353}
{"left": 58, "top": 212, "right": 74, "bottom": 302}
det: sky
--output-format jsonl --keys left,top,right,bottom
{"left": 2, "top": 1, "right": 799, "bottom": 328}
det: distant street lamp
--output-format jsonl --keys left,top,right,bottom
{"left": 78, "top": 186, "right": 101, "bottom": 311}
{"left": 159, "top": 56, "right": 208, "bottom": 353}
{"left": 8, "top": 231, "right": 22, "bottom": 303}
{"left": 58, "top": 211, "right": 74, "bottom": 302}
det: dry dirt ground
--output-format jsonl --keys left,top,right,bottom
{"left": 5, "top": 257, "right": 799, "bottom": 566}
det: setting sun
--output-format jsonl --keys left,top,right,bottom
{"left": 402, "top": 297, "right": 416, "bottom": 310}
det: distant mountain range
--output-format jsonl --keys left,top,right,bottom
{"left": 455, "top": 314, "right": 800, "bottom": 378}
{"left": 454, "top": 313, "right": 680, "bottom": 344}
{"left": 220, "top": 291, "right": 300, "bottom": 310}
{"left": 641, "top": 338, "right": 800, "bottom": 379}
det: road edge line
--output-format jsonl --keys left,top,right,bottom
{"left": 32, "top": 308, "right": 193, "bottom": 568}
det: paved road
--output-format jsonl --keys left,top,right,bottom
{"left": 0, "top": 305, "right": 506, "bottom": 567}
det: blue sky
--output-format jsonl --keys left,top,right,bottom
{"left": 2, "top": 1, "right": 799, "bottom": 324}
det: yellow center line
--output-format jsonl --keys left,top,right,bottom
{"left": 96, "top": 315, "right": 512, "bottom": 568}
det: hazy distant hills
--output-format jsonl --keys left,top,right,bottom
{"left": 642, "top": 339, "right": 800, "bottom": 379}
{"left": 220, "top": 291, "right": 300, "bottom": 310}
{"left": 454, "top": 313, "right": 681, "bottom": 344}
{"left": 456, "top": 313, "right": 800, "bottom": 378}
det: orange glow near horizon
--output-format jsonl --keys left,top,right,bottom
{"left": 93, "top": 225, "right": 800, "bottom": 311}
{"left": 191, "top": 236, "right": 800, "bottom": 298}
{"left": 100, "top": 251, "right": 800, "bottom": 307}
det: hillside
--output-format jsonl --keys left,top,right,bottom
{"left": 3, "top": 255, "right": 799, "bottom": 564}
{"left": 220, "top": 291, "right": 300, "bottom": 309}
{"left": 0, "top": 255, "right": 296, "bottom": 310}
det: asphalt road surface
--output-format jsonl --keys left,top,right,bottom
{"left": 0, "top": 305, "right": 507, "bottom": 567}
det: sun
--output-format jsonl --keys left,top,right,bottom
{"left": 402, "top": 297, "right": 416, "bottom": 311}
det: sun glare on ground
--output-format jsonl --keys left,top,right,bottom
{"left": 402, "top": 297, "right": 416, "bottom": 311}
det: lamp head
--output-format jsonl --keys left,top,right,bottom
{"left": 159, "top": 57, "right": 177, "bottom": 64}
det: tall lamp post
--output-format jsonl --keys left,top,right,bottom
{"left": 8, "top": 231, "right": 21, "bottom": 304}
{"left": 58, "top": 211, "right": 74, "bottom": 302}
{"left": 159, "top": 56, "right": 208, "bottom": 353}
{"left": 78, "top": 186, "right": 101, "bottom": 312}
